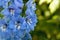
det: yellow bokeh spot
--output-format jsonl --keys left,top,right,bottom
{"left": 44, "top": 10, "right": 50, "bottom": 17}
{"left": 52, "top": 15, "right": 58, "bottom": 20}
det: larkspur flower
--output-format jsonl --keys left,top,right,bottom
{"left": 26, "top": 0, "right": 36, "bottom": 10}
{"left": 0, "top": 19, "right": 11, "bottom": 40}
{"left": 25, "top": 0, "right": 37, "bottom": 32}
{"left": 14, "top": 16, "right": 26, "bottom": 30}
{"left": 8, "top": 16, "right": 26, "bottom": 31}
{"left": 0, "top": 0, "right": 37, "bottom": 40}
{"left": 1, "top": 4, "right": 22, "bottom": 17}
{"left": 25, "top": 15, "right": 37, "bottom": 32}
{"left": 8, "top": 4, "right": 22, "bottom": 15}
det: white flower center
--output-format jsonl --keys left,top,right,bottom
{"left": 27, "top": 19, "right": 32, "bottom": 25}
{"left": 0, "top": 25, "right": 7, "bottom": 32}
{"left": 15, "top": 22, "right": 21, "bottom": 30}
{"left": 10, "top": 10, "right": 15, "bottom": 16}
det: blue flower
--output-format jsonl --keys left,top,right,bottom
{"left": 24, "top": 0, "right": 37, "bottom": 33}
{"left": 1, "top": 4, "right": 22, "bottom": 17}
{"left": 25, "top": 15, "right": 37, "bottom": 32}
{"left": 0, "top": 0, "right": 37, "bottom": 40}
{"left": 22, "top": 33, "right": 32, "bottom": 40}
{"left": 14, "top": 0, "right": 24, "bottom": 8}
{"left": 8, "top": 16, "right": 26, "bottom": 31}
{"left": 8, "top": 4, "right": 22, "bottom": 15}
{"left": 0, "top": 18, "right": 26, "bottom": 40}
{"left": 26, "top": 0, "right": 36, "bottom": 11}
{"left": 0, "top": 19, "right": 11, "bottom": 40}
{"left": 15, "top": 16, "right": 26, "bottom": 30}
{"left": 0, "top": 0, "right": 10, "bottom": 8}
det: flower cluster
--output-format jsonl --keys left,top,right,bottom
{"left": 0, "top": 0, "right": 37, "bottom": 40}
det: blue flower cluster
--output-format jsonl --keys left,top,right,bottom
{"left": 0, "top": 0, "right": 37, "bottom": 40}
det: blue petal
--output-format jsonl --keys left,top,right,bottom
{"left": 14, "top": 0, "right": 24, "bottom": 8}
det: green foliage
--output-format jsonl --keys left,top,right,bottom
{"left": 0, "top": 14, "right": 4, "bottom": 19}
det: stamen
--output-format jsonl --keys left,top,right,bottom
{"left": 9, "top": 8, "right": 15, "bottom": 15}
{"left": 27, "top": 18, "right": 32, "bottom": 25}
{"left": 0, "top": 24, "right": 7, "bottom": 32}
{"left": 15, "top": 21, "right": 21, "bottom": 30}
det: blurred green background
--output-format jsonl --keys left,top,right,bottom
{"left": 30, "top": 0, "right": 60, "bottom": 40}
